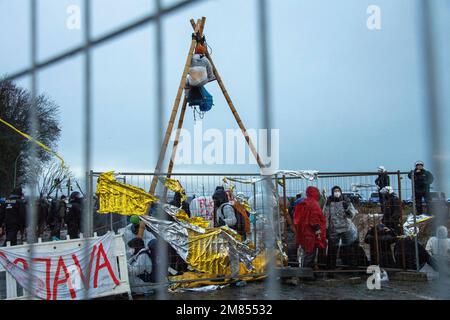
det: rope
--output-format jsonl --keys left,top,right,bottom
{"left": 0, "top": 117, "right": 65, "bottom": 167}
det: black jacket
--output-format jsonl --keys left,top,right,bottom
{"left": 66, "top": 200, "right": 82, "bottom": 226}
{"left": 381, "top": 194, "right": 402, "bottom": 235}
{"left": 364, "top": 226, "right": 397, "bottom": 267}
{"left": 375, "top": 173, "right": 390, "bottom": 189}
{"left": 394, "top": 237, "right": 431, "bottom": 270}
{"left": 408, "top": 169, "right": 434, "bottom": 193}
{"left": 0, "top": 195, "right": 26, "bottom": 229}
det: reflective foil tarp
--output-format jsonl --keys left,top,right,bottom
{"left": 139, "top": 205, "right": 258, "bottom": 277}
{"left": 96, "top": 172, "right": 159, "bottom": 216}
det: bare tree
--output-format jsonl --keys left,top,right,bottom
{"left": 33, "top": 160, "right": 75, "bottom": 198}
{"left": 0, "top": 78, "right": 61, "bottom": 196}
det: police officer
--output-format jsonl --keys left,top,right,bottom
{"left": 408, "top": 161, "right": 434, "bottom": 214}
{"left": 0, "top": 187, "right": 26, "bottom": 246}
{"left": 66, "top": 191, "right": 82, "bottom": 239}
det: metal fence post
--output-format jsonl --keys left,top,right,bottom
{"left": 397, "top": 170, "right": 406, "bottom": 270}
{"left": 411, "top": 169, "right": 420, "bottom": 271}
{"left": 253, "top": 181, "right": 257, "bottom": 247}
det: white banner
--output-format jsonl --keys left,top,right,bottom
{"left": 189, "top": 196, "right": 215, "bottom": 227}
{"left": 0, "top": 232, "right": 122, "bottom": 300}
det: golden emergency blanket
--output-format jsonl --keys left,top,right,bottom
{"left": 169, "top": 253, "right": 269, "bottom": 290}
{"left": 176, "top": 210, "right": 210, "bottom": 229}
{"left": 140, "top": 207, "right": 257, "bottom": 277}
{"left": 164, "top": 178, "right": 188, "bottom": 202}
{"left": 96, "top": 171, "right": 158, "bottom": 216}
{"left": 186, "top": 229, "right": 232, "bottom": 275}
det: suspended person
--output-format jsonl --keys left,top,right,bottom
{"left": 380, "top": 186, "right": 402, "bottom": 236}
{"left": 186, "top": 42, "right": 215, "bottom": 89}
{"left": 127, "top": 237, "right": 154, "bottom": 295}
{"left": 364, "top": 223, "right": 397, "bottom": 268}
{"left": 323, "top": 186, "right": 359, "bottom": 271}
{"left": 408, "top": 161, "right": 434, "bottom": 215}
{"left": 66, "top": 191, "right": 82, "bottom": 239}
{"left": 0, "top": 187, "right": 26, "bottom": 246}
{"left": 375, "top": 166, "right": 390, "bottom": 213}
{"left": 185, "top": 42, "right": 215, "bottom": 116}
{"left": 293, "top": 186, "right": 326, "bottom": 269}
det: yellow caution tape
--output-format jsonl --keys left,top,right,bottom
{"left": 96, "top": 171, "right": 159, "bottom": 216}
{"left": 0, "top": 117, "right": 65, "bottom": 167}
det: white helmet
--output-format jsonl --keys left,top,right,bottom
{"left": 380, "top": 186, "right": 394, "bottom": 194}
{"left": 378, "top": 166, "right": 386, "bottom": 172}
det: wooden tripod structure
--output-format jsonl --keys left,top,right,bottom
{"left": 138, "top": 17, "right": 265, "bottom": 237}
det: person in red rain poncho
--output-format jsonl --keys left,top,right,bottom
{"left": 293, "top": 186, "right": 327, "bottom": 268}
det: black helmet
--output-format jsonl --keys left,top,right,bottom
{"left": 69, "top": 191, "right": 82, "bottom": 202}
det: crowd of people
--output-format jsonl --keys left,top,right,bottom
{"left": 289, "top": 161, "right": 449, "bottom": 278}
{"left": 0, "top": 160, "right": 448, "bottom": 294}
{"left": 0, "top": 187, "right": 83, "bottom": 246}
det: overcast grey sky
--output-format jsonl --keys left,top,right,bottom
{"left": 1, "top": 0, "right": 449, "bottom": 193}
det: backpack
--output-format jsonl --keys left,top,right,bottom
{"left": 188, "top": 86, "right": 213, "bottom": 112}
{"left": 220, "top": 203, "right": 250, "bottom": 238}
{"left": 136, "top": 250, "right": 153, "bottom": 283}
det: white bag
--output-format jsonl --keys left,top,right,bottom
{"left": 188, "top": 66, "right": 208, "bottom": 87}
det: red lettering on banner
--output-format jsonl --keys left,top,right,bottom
{"left": 53, "top": 257, "right": 76, "bottom": 300}
{"left": 13, "top": 258, "right": 29, "bottom": 270}
{"left": 32, "top": 258, "right": 52, "bottom": 300}
{"left": 71, "top": 245, "right": 96, "bottom": 289}
{"left": 93, "top": 243, "right": 119, "bottom": 288}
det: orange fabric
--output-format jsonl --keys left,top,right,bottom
{"left": 232, "top": 201, "right": 251, "bottom": 234}
{"left": 195, "top": 43, "right": 207, "bottom": 55}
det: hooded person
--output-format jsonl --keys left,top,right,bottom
{"left": 323, "top": 186, "right": 359, "bottom": 270}
{"left": 127, "top": 237, "right": 154, "bottom": 295}
{"left": 426, "top": 226, "right": 450, "bottom": 258}
{"left": 212, "top": 187, "right": 237, "bottom": 229}
{"left": 119, "top": 215, "right": 156, "bottom": 260}
{"left": 293, "top": 186, "right": 326, "bottom": 268}
{"left": 1, "top": 187, "right": 26, "bottom": 246}
{"left": 364, "top": 223, "right": 397, "bottom": 267}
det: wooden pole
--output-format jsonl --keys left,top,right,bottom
{"left": 148, "top": 17, "right": 205, "bottom": 195}
{"left": 190, "top": 20, "right": 266, "bottom": 170}
{"left": 166, "top": 96, "right": 188, "bottom": 178}
{"left": 161, "top": 96, "right": 188, "bottom": 201}
{"left": 138, "top": 18, "right": 205, "bottom": 239}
